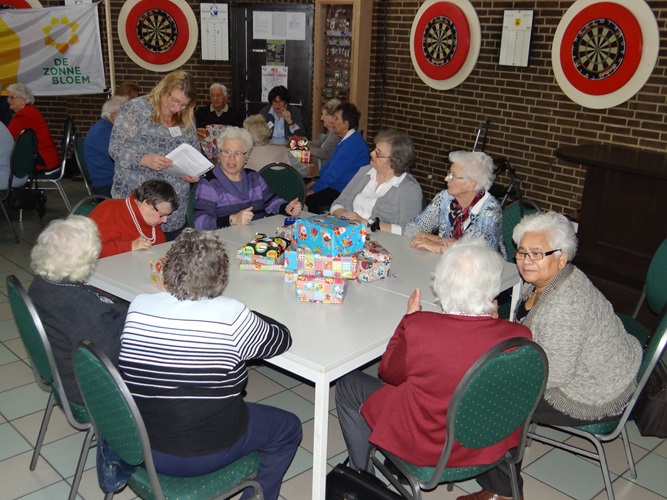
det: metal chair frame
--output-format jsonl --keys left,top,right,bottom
{"left": 73, "top": 135, "right": 93, "bottom": 195}
{"left": 36, "top": 116, "right": 73, "bottom": 211}
{"left": 69, "top": 194, "right": 110, "bottom": 216}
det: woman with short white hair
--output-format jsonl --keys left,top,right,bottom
{"left": 243, "top": 114, "right": 308, "bottom": 176}
{"left": 28, "top": 215, "right": 128, "bottom": 405}
{"left": 336, "top": 236, "right": 531, "bottom": 472}
{"left": 405, "top": 150, "right": 505, "bottom": 256}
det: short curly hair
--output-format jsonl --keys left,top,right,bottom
{"left": 243, "top": 114, "right": 272, "bottom": 146}
{"left": 163, "top": 228, "right": 229, "bottom": 301}
{"left": 373, "top": 130, "right": 416, "bottom": 176}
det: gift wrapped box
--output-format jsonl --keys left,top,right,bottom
{"left": 284, "top": 247, "right": 357, "bottom": 279}
{"left": 360, "top": 240, "right": 393, "bottom": 264}
{"left": 149, "top": 258, "right": 167, "bottom": 290}
{"left": 356, "top": 257, "right": 390, "bottom": 283}
{"left": 237, "top": 233, "right": 290, "bottom": 265}
{"left": 293, "top": 215, "right": 366, "bottom": 256}
{"left": 295, "top": 275, "right": 345, "bottom": 304}
{"left": 239, "top": 263, "right": 285, "bottom": 272}
{"left": 289, "top": 149, "right": 311, "bottom": 163}
{"left": 198, "top": 124, "right": 227, "bottom": 161}
{"left": 275, "top": 225, "right": 295, "bottom": 241}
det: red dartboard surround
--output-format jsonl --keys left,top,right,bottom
{"left": 409, "top": 0, "right": 480, "bottom": 91}
{"left": 552, "top": 0, "right": 659, "bottom": 109}
{"left": 118, "top": 0, "right": 198, "bottom": 72}
{"left": 0, "top": 0, "right": 42, "bottom": 8}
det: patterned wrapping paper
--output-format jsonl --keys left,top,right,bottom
{"left": 239, "top": 263, "right": 285, "bottom": 272}
{"left": 294, "top": 275, "right": 345, "bottom": 304}
{"left": 149, "top": 258, "right": 167, "bottom": 290}
{"left": 293, "top": 215, "right": 366, "bottom": 256}
{"left": 289, "top": 149, "right": 311, "bottom": 163}
{"left": 360, "top": 240, "right": 393, "bottom": 263}
{"left": 198, "top": 124, "right": 227, "bottom": 161}
{"left": 283, "top": 247, "right": 357, "bottom": 279}
{"left": 237, "top": 233, "right": 290, "bottom": 265}
{"left": 275, "top": 225, "right": 295, "bottom": 241}
{"left": 355, "top": 258, "right": 390, "bottom": 283}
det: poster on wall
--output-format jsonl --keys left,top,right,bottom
{"left": 266, "top": 40, "right": 285, "bottom": 65}
{"left": 0, "top": 4, "right": 106, "bottom": 95}
{"left": 261, "top": 65, "right": 287, "bottom": 101}
{"left": 409, "top": 0, "right": 481, "bottom": 90}
{"left": 118, "top": 0, "right": 198, "bottom": 72}
{"left": 200, "top": 3, "right": 228, "bottom": 61}
{"left": 552, "top": 0, "right": 659, "bottom": 109}
{"left": 253, "top": 11, "right": 305, "bottom": 41}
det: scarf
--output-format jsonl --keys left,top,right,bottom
{"left": 449, "top": 189, "right": 486, "bottom": 240}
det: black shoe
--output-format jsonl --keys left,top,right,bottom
{"left": 383, "top": 458, "right": 409, "bottom": 485}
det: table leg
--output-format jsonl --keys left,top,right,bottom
{"left": 509, "top": 279, "right": 522, "bottom": 321}
{"left": 311, "top": 373, "right": 331, "bottom": 500}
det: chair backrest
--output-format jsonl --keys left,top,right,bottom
{"left": 10, "top": 128, "right": 38, "bottom": 182}
{"left": 186, "top": 184, "right": 197, "bottom": 227}
{"left": 69, "top": 194, "right": 110, "bottom": 216}
{"left": 61, "top": 116, "right": 74, "bottom": 169}
{"left": 6, "top": 275, "right": 87, "bottom": 426}
{"left": 434, "top": 338, "right": 548, "bottom": 477}
{"left": 502, "top": 200, "right": 541, "bottom": 262}
{"left": 645, "top": 239, "right": 667, "bottom": 315}
{"left": 73, "top": 136, "right": 93, "bottom": 195}
{"left": 259, "top": 162, "right": 307, "bottom": 205}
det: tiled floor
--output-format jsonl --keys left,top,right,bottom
{"left": 1, "top": 180, "right": 666, "bottom": 499}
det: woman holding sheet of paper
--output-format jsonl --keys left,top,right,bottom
{"left": 109, "top": 70, "right": 201, "bottom": 240}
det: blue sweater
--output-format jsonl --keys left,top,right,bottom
{"left": 83, "top": 118, "right": 115, "bottom": 187}
{"left": 311, "top": 130, "right": 369, "bottom": 193}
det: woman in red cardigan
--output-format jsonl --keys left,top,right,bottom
{"left": 336, "top": 236, "right": 532, "bottom": 472}
{"left": 7, "top": 83, "right": 60, "bottom": 171}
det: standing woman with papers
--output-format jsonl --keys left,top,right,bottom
{"left": 110, "top": 70, "right": 201, "bottom": 240}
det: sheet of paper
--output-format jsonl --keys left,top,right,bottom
{"left": 166, "top": 144, "right": 214, "bottom": 178}
{"left": 200, "top": 3, "right": 229, "bottom": 61}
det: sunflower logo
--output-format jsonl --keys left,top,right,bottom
{"left": 43, "top": 16, "right": 80, "bottom": 54}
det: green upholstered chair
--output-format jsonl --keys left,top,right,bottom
{"left": 73, "top": 136, "right": 93, "bottom": 195}
{"left": 259, "top": 162, "right": 307, "bottom": 206}
{"left": 616, "top": 238, "right": 667, "bottom": 348}
{"left": 36, "top": 115, "right": 73, "bottom": 211}
{"left": 367, "top": 337, "right": 548, "bottom": 500}
{"left": 502, "top": 199, "right": 541, "bottom": 263}
{"left": 69, "top": 194, "right": 110, "bottom": 217}
{"left": 186, "top": 184, "right": 197, "bottom": 228}
{"left": 6, "top": 276, "right": 94, "bottom": 500}
{"left": 73, "top": 340, "right": 263, "bottom": 500}
{"left": 527, "top": 307, "right": 667, "bottom": 500}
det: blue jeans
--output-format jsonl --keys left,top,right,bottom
{"left": 152, "top": 402, "right": 302, "bottom": 500}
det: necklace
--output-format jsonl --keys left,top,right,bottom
{"left": 126, "top": 197, "right": 156, "bottom": 243}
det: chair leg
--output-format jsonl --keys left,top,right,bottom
{"left": 54, "top": 181, "right": 71, "bottom": 211}
{"left": 68, "top": 427, "right": 95, "bottom": 500}
{"left": 590, "top": 438, "right": 615, "bottom": 500}
{"left": 30, "top": 393, "right": 56, "bottom": 470}
{"left": 508, "top": 462, "right": 521, "bottom": 500}
{"left": 0, "top": 203, "right": 19, "bottom": 243}
{"left": 620, "top": 426, "right": 637, "bottom": 479}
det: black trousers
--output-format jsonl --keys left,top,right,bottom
{"left": 305, "top": 188, "right": 340, "bottom": 214}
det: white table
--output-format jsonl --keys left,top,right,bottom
{"left": 88, "top": 215, "right": 521, "bottom": 500}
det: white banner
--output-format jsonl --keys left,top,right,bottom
{"left": 0, "top": 3, "right": 106, "bottom": 96}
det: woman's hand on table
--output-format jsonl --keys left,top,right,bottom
{"left": 338, "top": 211, "right": 363, "bottom": 222}
{"left": 410, "top": 234, "right": 454, "bottom": 254}
{"left": 286, "top": 199, "right": 302, "bottom": 216}
{"left": 230, "top": 207, "right": 254, "bottom": 226}
{"left": 182, "top": 175, "right": 200, "bottom": 183}
{"left": 407, "top": 289, "right": 422, "bottom": 314}
{"left": 132, "top": 236, "right": 153, "bottom": 251}
{"left": 141, "top": 154, "right": 173, "bottom": 171}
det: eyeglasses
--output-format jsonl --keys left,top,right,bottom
{"left": 219, "top": 149, "right": 247, "bottom": 160}
{"left": 272, "top": 97, "right": 286, "bottom": 105}
{"left": 514, "top": 249, "right": 562, "bottom": 261}
{"left": 372, "top": 148, "right": 390, "bottom": 159}
{"left": 152, "top": 206, "right": 172, "bottom": 219}
{"left": 7, "top": 95, "right": 23, "bottom": 100}
{"left": 445, "top": 171, "right": 468, "bottom": 181}
{"left": 170, "top": 95, "right": 190, "bottom": 109}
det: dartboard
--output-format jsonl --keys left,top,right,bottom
{"left": 552, "top": 0, "right": 658, "bottom": 108}
{"left": 0, "top": 0, "right": 42, "bottom": 8}
{"left": 422, "top": 16, "right": 457, "bottom": 67}
{"left": 410, "top": 0, "right": 480, "bottom": 90}
{"left": 118, "top": 0, "right": 198, "bottom": 72}
{"left": 572, "top": 18, "right": 625, "bottom": 80}
{"left": 137, "top": 9, "right": 178, "bottom": 53}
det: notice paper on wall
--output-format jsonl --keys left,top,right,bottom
{"left": 499, "top": 10, "right": 533, "bottom": 67}
{"left": 201, "top": 3, "right": 229, "bottom": 61}
{"left": 261, "top": 65, "right": 288, "bottom": 102}
{"left": 253, "top": 11, "right": 306, "bottom": 41}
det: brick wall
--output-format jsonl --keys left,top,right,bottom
{"left": 35, "top": 0, "right": 667, "bottom": 217}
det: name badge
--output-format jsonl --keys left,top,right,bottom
{"left": 168, "top": 126, "right": 183, "bottom": 137}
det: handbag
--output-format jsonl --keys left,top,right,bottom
{"left": 8, "top": 185, "right": 47, "bottom": 216}
{"left": 96, "top": 437, "right": 135, "bottom": 493}
{"left": 632, "top": 360, "right": 667, "bottom": 438}
{"left": 326, "top": 462, "right": 403, "bottom": 500}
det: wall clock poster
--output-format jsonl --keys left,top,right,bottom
{"left": 0, "top": 0, "right": 42, "bottom": 8}
{"left": 552, "top": 0, "right": 659, "bottom": 109}
{"left": 118, "top": 0, "right": 198, "bottom": 72}
{"left": 409, "top": 0, "right": 480, "bottom": 90}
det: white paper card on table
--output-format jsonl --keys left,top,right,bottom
{"left": 166, "top": 144, "right": 214, "bottom": 178}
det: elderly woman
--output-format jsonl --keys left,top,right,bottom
{"left": 6, "top": 83, "right": 60, "bottom": 171}
{"left": 109, "top": 70, "right": 201, "bottom": 239}
{"left": 89, "top": 180, "right": 178, "bottom": 258}
{"left": 336, "top": 237, "right": 531, "bottom": 472}
{"left": 461, "top": 212, "right": 642, "bottom": 500}
{"left": 194, "top": 127, "right": 302, "bottom": 229}
{"left": 28, "top": 216, "right": 128, "bottom": 405}
{"left": 259, "top": 85, "right": 304, "bottom": 142}
{"left": 83, "top": 95, "right": 129, "bottom": 197}
{"left": 119, "top": 229, "right": 301, "bottom": 500}
{"left": 243, "top": 114, "right": 308, "bottom": 176}
{"left": 330, "top": 130, "right": 423, "bottom": 234}
{"left": 406, "top": 150, "right": 505, "bottom": 256}
{"left": 0, "top": 121, "right": 27, "bottom": 191}
{"left": 308, "top": 98, "right": 342, "bottom": 163}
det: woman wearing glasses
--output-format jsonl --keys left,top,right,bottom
{"left": 460, "top": 211, "right": 641, "bottom": 500}
{"left": 330, "top": 130, "right": 422, "bottom": 234}
{"left": 405, "top": 150, "right": 505, "bottom": 256}
{"left": 109, "top": 70, "right": 201, "bottom": 240}
{"left": 194, "top": 127, "right": 302, "bottom": 229}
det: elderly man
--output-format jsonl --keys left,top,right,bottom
{"left": 195, "top": 83, "right": 243, "bottom": 128}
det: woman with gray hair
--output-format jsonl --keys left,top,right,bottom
{"left": 194, "top": 127, "right": 302, "bottom": 229}
{"left": 6, "top": 82, "right": 60, "bottom": 171}
{"left": 309, "top": 98, "right": 342, "bottom": 162}
{"left": 83, "top": 95, "right": 129, "bottom": 196}
{"left": 405, "top": 150, "right": 504, "bottom": 256}
{"left": 460, "top": 211, "right": 642, "bottom": 500}
{"left": 330, "top": 130, "right": 423, "bottom": 234}
{"left": 118, "top": 229, "right": 301, "bottom": 500}
{"left": 243, "top": 114, "right": 308, "bottom": 176}
{"left": 336, "top": 237, "right": 531, "bottom": 472}
{"left": 28, "top": 215, "right": 128, "bottom": 405}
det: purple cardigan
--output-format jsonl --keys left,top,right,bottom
{"left": 194, "top": 167, "right": 287, "bottom": 229}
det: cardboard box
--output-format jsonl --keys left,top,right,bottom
{"left": 237, "top": 233, "right": 290, "bottom": 265}
{"left": 295, "top": 275, "right": 345, "bottom": 304}
{"left": 284, "top": 247, "right": 357, "bottom": 279}
{"left": 293, "top": 215, "right": 366, "bottom": 256}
